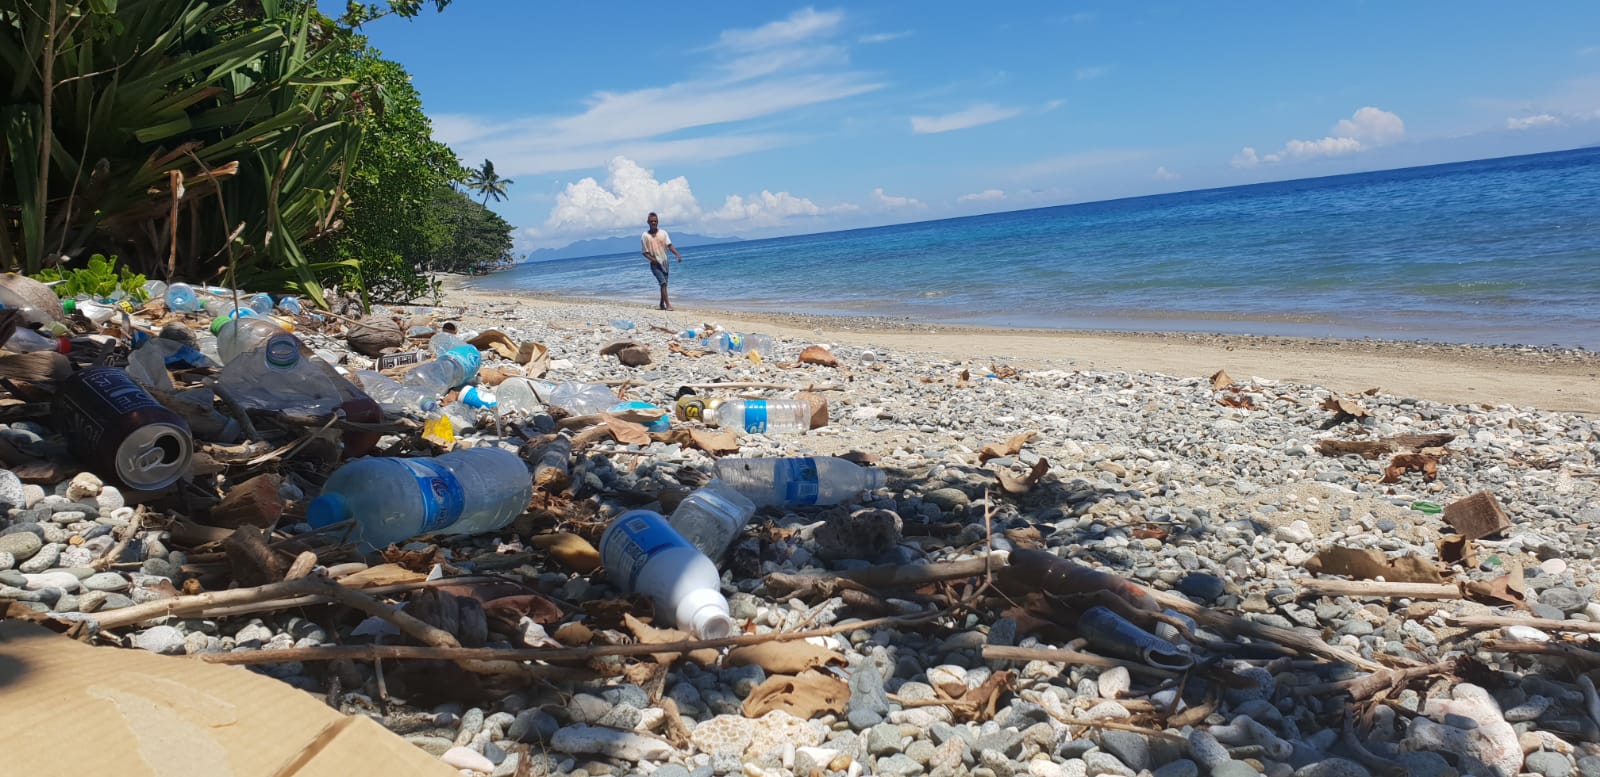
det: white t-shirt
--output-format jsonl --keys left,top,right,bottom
{"left": 641, "top": 228, "right": 672, "bottom": 265}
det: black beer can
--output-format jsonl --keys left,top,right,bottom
{"left": 53, "top": 366, "right": 193, "bottom": 492}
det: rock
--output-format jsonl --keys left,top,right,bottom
{"left": 1099, "top": 729, "right": 1151, "bottom": 771}
{"left": 65, "top": 472, "right": 103, "bottom": 500}
{"left": 815, "top": 508, "right": 902, "bottom": 561}
{"left": 22, "top": 570, "right": 79, "bottom": 592}
{"left": 1177, "top": 573, "right": 1227, "bottom": 601}
{"left": 548, "top": 724, "right": 673, "bottom": 762}
{"left": 508, "top": 709, "right": 560, "bottom": 743}
{"left": 1097, "top": 666, "right": 1131, "bottom": 699}
{"left": 1151, "top": 761, "right": 1200, "bottom": 777}
{"left": 923, "top": 488, "right": 971, "bottom": 511}
{"left": 131, "top": 625, "right": 186, "bottom": 654}
{"left": 1083, "top": 749, "right": 1138, "bottom": 776}
{"left": 1209, "top": 761, "right": 1264, "bottom": 777}
{"left": 1536, "top": 587, "right": 1589, "bottom": 615}
{"left": 1292, "top": 759, "right": 1373, "bottom": 777}
{"left": 0, "top": 532, "right": 42, "bottom": 561}
{"left": 875, "top": 753, "right": 924, "bottom": 777}
{"left": 441, "top": 746, "right": 494, "bottom": 773}
{"left": 80, "top": 572, "right": 129, "bottom": 592}
{"left": 1526, "top": 751, "right": 1574, "bottom": 777}
{"left": 848, "top": 663, "right": 891, "bottom": 717}
{"left": 0, "top": 469, "right": 24, "bottom": 510}
{"left": 17, "top": 542, "right": 59, "bottom": 572}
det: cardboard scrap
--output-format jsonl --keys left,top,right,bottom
{"left": 978, "top": 430, "right": 1038, "bottom": 464}
{"left": 1303, "top": 546, "right": 1445, "bottom": 584}
{"left": 742, "top": 670, "right": 850, "bottom": 719}
{"left": 1382, "top": 453, "right": 1439, "bottom": 483}
{"left": 1443, "top": 491, "right": 1511, "bottom": 541}
{"left": 1210, "top": 370, "right": 1233, "bottom": 390}
{"left": 797, "top": 345, "right": 838, "bottom": 367}
{"left": 1320, "top": 396, "right": 1370, "bottom": 418}
{"left": 0, "top": 620, "right": 458, "bottom": 777}
{"left": 724, "top": 642, "right": 846, "bottom": 674}
{"left": 1463, "top": 563, "right": 1527, "bottom": 609}
{"left": 996, "top": 458, "right": 1051, "bottom": 496}
{"left": 794, "top": 391, "right": 830, "bottom": 429}
{"left": 650, "top": 428, "right": 741, "bottom": 455}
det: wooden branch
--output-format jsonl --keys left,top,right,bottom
{"left": 1481, "top": 639, "right": 1600, "bottom": 667}
{"left": 1447, "top": 614, "right": 1600, "bottom": 634}
{"left": 981, "top": 644, "right": 1182, "bottom": 681}
{"left": 1147, "top": 587, "right": 1384, "bottom": 671}
{"left": 92, "top": 506, "right": 144, "bottom": 571}
{"left": 1298, "top": 579, "right": 1462, "bottom": 600}
{"left": 1293, "top": 661, "right": 1454, "bottom": 698}
{"left": 766, "top": 554, "right": 1002, "bottom": 596}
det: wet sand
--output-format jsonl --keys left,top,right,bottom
{"left": 441, "top": 278, "right": 1600, "bottom": 417}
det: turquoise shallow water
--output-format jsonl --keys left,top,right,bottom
{"left": 479, "top": 147, "right": 1600, "bottom": 349}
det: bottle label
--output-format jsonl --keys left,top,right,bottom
{"left": 600, "top": 511, "right": 694, "bottom": 591}
{"left": 397, "top": 458, "right": 466, "bottom": 533}
{"left": 781, "top": 457, "right": 822, "bottom": 504}
{"left": 742, "top": 400, "right": 768, "bottom": 433}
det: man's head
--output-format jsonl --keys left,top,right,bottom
{"left": 647, "top": 212, "right": 659, "bottom": 229}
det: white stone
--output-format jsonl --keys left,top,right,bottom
{"left": 1505, "top": 625, "right": 1551, "bottom": 642}
{"left": 23, "top": 571, "right": 81, "bottom": 592}
{"left": 66, "top": 472, "right": 103, "bottom": 501}
{"left": 441, "top": 746, "right": 494, "bottom": 773}
{"left": 1097, "top": 666, "right": 1131, "bottom": 699}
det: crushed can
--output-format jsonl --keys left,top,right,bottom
{"left": 675, "top": 394, "right": 706, "bottom": 422}
{"left": 53, "top": 366, "right": 193, "bottom": 492}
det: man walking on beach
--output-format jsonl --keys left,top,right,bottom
{"left": 641, "top": 212, "right": 684, "bottom": 310}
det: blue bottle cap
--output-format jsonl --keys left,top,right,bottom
{"left": 305, "top": 494, "right": 349, "bottom": 528}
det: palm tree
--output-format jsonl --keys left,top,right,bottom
{"left": 465, "top": 159, "right": 513, "bottom": 205}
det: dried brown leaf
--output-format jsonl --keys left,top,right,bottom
{"left": 725, "top": 642, "right": 846, "bottom": 674}
{"left": 798, "top": 345, "right": 839, "bottom": 367}
{"left": 1383, "top": 453, "right": 1439, "bottom": 483}
{"left": 978, "top": 431, "right": 1038, "bottom": 463}
{"left": 650, "top": 428, "right": 741, "bottom": 455}
{"left": 1303, "top": 546, "right": 1445, "bottom": 584}
{"left": 742, "top": 671, "right": 851, "bottom": 719}
{"left": 337, "top": 563, "right": 427, "bottom": 588}
{"left": 1320, "top": 396, "right": 1370, "bottom": 418}
{"left": 1210, "top": 370, "right": 1233, "bottom": 390}
{"left": 996, "top": 458, "right": 1050, "bottom": 495}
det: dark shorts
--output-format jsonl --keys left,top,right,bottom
{"left": 650, "top": 261, "right": 669, "bottom": 286}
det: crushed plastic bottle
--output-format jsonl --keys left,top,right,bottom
{"left": 353, "top": 370, "right": 439, "bottom": 414}
{"left": 306, "top": 448, "right": 532, "bottom": 553}
{"left": 495, "top": 377, "right": 556, "bottom": 416}
{"left": 3, "top": 327, "right": 70, "bottom": 353}
{"left": 713, "top": 456, "right": 887, "bottom": 507}
{"left": 213, "top": 314, "right": 292, "bottom": 365}
{"left": 399, "top": 333, "right": 481, "bottom": 396}
{"left": 668, "top": 480, "right": 757, "bottom": 562}
{"left": 164, "top": 282, "right": 203, "bottom": 313}
{"left": 217, "top": 332, "right": 342, "bottom": 415}
{"left": 277, "top": 296, "right": 304, "bottom": 316}
{"left": 599, "top": 510, "right": 734, "bottom": 640}
{"left": 548, "top": 381, "right": 619, "bottom": 416}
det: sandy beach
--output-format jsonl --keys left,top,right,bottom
{"left": 447, "top": 278, "right": 1600, "bottom": 417}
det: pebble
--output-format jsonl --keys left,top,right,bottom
{"left": 548, "top": 725, "right": 674, "bottom": 762}
{"left": 0, "top": 469, "right": 24, "bottom": 509}
{"left": 441, "top": 746, "right": 495, "bottom": 773}
{"left": 131, "top": 625, "right": 186, "bottom": 654}
{"left": 1527, "top": 750, "right": 1575, "bottom": 777}
{"left": 0, "top": 532, "right": 41, "bottom": 561}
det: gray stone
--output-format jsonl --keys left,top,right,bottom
{"left": 1084, "top": 749, "right": 1138, "bottom": 777}
{"left": 848, "top": 708, "right": 884, "bottom": 730}
{"left": 1574, "top": 755, "right": 1600, "bottom": 777}
{"left": 876, "top": 753, "right": 925, "bottom": 777}
{"left": 1292, "top": 759, "right": 1373, "bottom": 777}
{"left": 848, "top": 664, "right": 891, "bottom": 716}
{"left": 0, "top": 552, "right": 14, "bottom": 572}
{"left": 1151, "top": 760, "right": 1200, "bottom": 777}
{"left": 651, "top": 767, "right": 691, "bottom": 777}
{"left": 867, "top": 723, "right": 905, "bottom": 756}
{"left": 722, "top": 664, "right": 766, "bottom": 698}
{"left": 100, "top": 592, "right": 135, "bottom": 610}
{"left": 1392, "top": 751, "right": 1458, "bottom": 777}
{"left": 0, "top": 469, "right": 24, "bottom": 510}
{"left": 131, "top": 625, "right": 186, "bottom": 654}
{"left": 923, "top": 488, "right": 971, "bottom": 511}
{"left": 80, "top": 571, "right": 129, "bottom": 593}
{"left": 1537, "top": 587, "right": 1590, "bottom": 615}
{"left": 1178, "top": 573, "right": 1227, "bottom": 601}
{"left": 1210, "top": 761, "right": 1264, "bottom": 777}
{"left": 0, "top": 569, "right": 24, "bottom": 587}
{"left": 0, "top": 532, "right": 41, "bottom": 561}
{"left": 1527, "top": 751, "right": 1575, "bottom": 777}
{"left": 1099, "top": 729, "right": 1151, "bottom": 771}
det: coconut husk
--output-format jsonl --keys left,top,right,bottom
{"left": 346, "top": 318, "right": 404, "bottom": 357}
{"left": 0, "top": 351, "right": 71, "bottom": 383}
{"left": 0, "top": 274, "right": 66, "bottom": 325}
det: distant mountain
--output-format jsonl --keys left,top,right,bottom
{"left": 527, "top": 232, "right": 742, "bottom": 262}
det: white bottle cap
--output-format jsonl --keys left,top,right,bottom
{"left": 678, "top": 587, "right": 734, "bottom": 640}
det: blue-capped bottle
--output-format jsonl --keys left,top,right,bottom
{"left": 712, "top": 456, "right": 886, "bottom": 507}
{"left": 599, "top": 510, "right": 734, "bottom": 639}
{"left": 306, "top": 448, "right": 532, "bottom": 552}
{"left": 709, "top": 398, "right": 811, "bottom": 434}
{"left": 400, "top": 333, "right": 482, "bottom": 395}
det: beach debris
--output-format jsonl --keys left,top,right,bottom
{"left": 794, "top": 390, "right": 829, "bottom": 429}
{"left": 1210, "top": 369, "right": 1233, "bottom": 389}
{"left": 978, "top": 429, "right": 1037, "bottom": 463}
{"left": 996, "top": 458, "right": 1050, "bottom": 495}
{"left": 1383, "top": 451, "right": 1440, "bottom": 482}
{"left": 724, "top": 642, "right": 847, "bottom": 674}
{"left": 346, "top": 318, "right": 404, "bottom": 356}
{"left": 742, "top": 671, "right": 850, "bottom": 718}
{"left": 1443, "top": 490, "right": 1512, "bottom": 540}
{"left": 797, "top": 345, "right": 838, "bottom": 367}
{"left": 1319, "top": 395, "right": 1370, "bottom": 427}
{"left": 600, "top": 339, "right": 653, "bottom": 366}
{"left": 1302, "top": 546, "right": 1446, "bottom": 584}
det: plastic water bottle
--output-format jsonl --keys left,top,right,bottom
{"left": 713, "top": 456, "right": 887, "bottom": 507}
{"left": 599, "top": 510, "right": 735, "bottom": 639}
{"left": 668, "top": 480, "right": 758, "bottom": 562}
{"left": 354, "top": 369, "right": 438, "bottom": 414}
{"left": 739, "top": 334, "right": 774, "bottom": 358}
{"left": 710, "top": 398, "right": 811, "bottom": 434}
{"left": 4, "top": 327, "right": 70, "bottom": 353}
{"left": 548, "top": 381, "right": 619, "bottom": 416}
{"left": 496, "top": 377, "right": 555, "bottom": 416}
{"left": 610, "top": 318, "right": 635, "bottom": 330}
{"left": 245, "top": 292, "right": 275, "bottom": 315}
{"left": 305, "top": 448, "right": 532, "bottom": 552}
{"left": 277, "top": 296, "right": 304, "bottom": 316}
{"left": 164, "top": 282, "right": 202, "bottom": 313}
{"left": 61, "top": 299, "right": 118, "bottom": 326}
{"left": 400, "top": 333, "right": 481, "bottom": 395}
{"left": 213, "top": 314, "right": 291, "bottom": 365}
{"left": 216, "top": 332, "right": 343, "bottom": 415}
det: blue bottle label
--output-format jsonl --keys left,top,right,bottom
{"left": 781, "top": 457, "right": 821, "bottom": 504}
{"left": 742, "top": 400, "right": 768, "bottom": 433}
{"left": 600, "top": 510, "right": 694, "bottom": 590}
{"left": 398, "top": 458, "right": 466, "bottom": 533}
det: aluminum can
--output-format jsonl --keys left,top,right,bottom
{"left": 53, "top": 366, "right": 193, "bottom": 491}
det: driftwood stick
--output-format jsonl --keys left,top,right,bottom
{"left": 1049, "top": 715, "right": 1189, "bottom": 744}
{"left": 90, "top": 576, "right": 325, "bottom": 630}
{"left": 1148, "top": 588, "right": 1384, "bottom": 671}
{"left": 766, "top": 554, "right": 1003, "bottom": 595}
{"left": 92, "top": 506, "right": 144, "bottom": 571}
{"left": 981, "top": 645, "right": 1182, "bottom": 681}
{"left": 1298, "top": 579, "right": 1462, "bottom": 600}
{"left": 1448, "top": 614, "right": 1600, "bottom": 634}
{"left": 1293, "top": 661, "right": 1454, "bottom": 697}
{"left": 1482, "top": 639, "right": 1600, "bottom": 666}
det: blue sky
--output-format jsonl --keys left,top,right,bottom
{"left": 339, "top": 2, "right": 1600, "bottom": 251}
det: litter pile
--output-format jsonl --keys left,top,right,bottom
{"left": 4, "top": 276, "right": 1600, "bottom": 777}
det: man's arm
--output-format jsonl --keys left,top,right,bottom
{"left": 669, "top": 243, "right": 683, "bottom": 262}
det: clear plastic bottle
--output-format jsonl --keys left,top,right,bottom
{"left": 668, "top": 480, "right": 758, "bottom": 562}
{"left": 400, "top": 333, "right": 481, "bottom": 395}
{"left": 213, "top": 314, "right": 291, "bottom": 364}
{"left": 713, "top": 456, "right": 887, "bottom": 507}
{"left": 354, "top": 369, "right": 439, "bottom": 414}
{"left": 4, "top": 327, "right": 70, "bottom": 353}
{"left": 739, "top": 334, "right": 774, "bottom": 358}
{"left": 548, "top": 381, "right": 619, "bottom": 416}
{"left": 216, "top": 332, "right": 343, "bottom": 415}
{"left": 305, "top": 448, "right": 532, "bottom": 552}
{"left": 164, "top": 282, "right": 202, "bottom": 313}
{"left": 710, "top": 398, "right": 811, "bottom": 434}
{"left": 277, "top": 296, "right": 304, "bottom": 316}
{"left": 245, "top": 292, "right": 275, "bottom": 315}
{"left": 599, "top": 509, "right": 735, "bottom": 639}
{"left": 496, "top": 377, "right": 555, "bottom": 416}
{"left": 61, "top": 299, "right": 118, "bottom": 326}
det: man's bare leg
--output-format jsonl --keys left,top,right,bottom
{"left": 659, "top": 283, "right": 673, "bottom": 311}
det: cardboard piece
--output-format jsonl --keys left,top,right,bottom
{"left": 1443, "top": 490, "right": 1511, "bottom": 540}
{"left": 0, "top": 620, "right": 457, "bottom": 777}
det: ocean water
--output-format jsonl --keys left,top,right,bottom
{"left": 478, "top": 147, "right": 1600, "bottom": 349}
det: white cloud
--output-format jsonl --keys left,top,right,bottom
{"left": 1075, "top": 66, "right": 1110, "bottom": 81}
{"left": 1580, "top": 45, "right": 1600, "bottom": 57}
{"left": 957, "top": 189, "right": 1006, "bottom": 203}
{"left": 436, "top": 9, "right": 882, "bottom": 179}
{"left": 872, "top": 188, "right": 925, "bottom": 209}
{"left": 1232, "top": 107, "right": 1404, "bottom": 167}
{"left": 858, "top": 30, "right": 910, "bottom": 44}
{"left": 1152, "top": 166, "right": 1179, "bottom": 181}
{"left": 1507, "top": 113, "right": 1564, "bottom": 130}
{"left": 716, "top": 7, "right": 842, "bottom": 52}
{"left": 705, "top": 190, "right": 824, "bottom": 227}
{"left": 537, "top": 157, "right": 699, "bottom": 241}
{"left": 910, "top": 104, "right": 1026, "bottom": 134}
